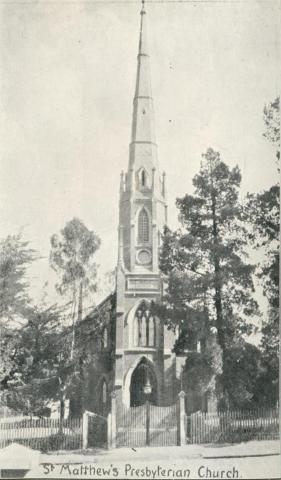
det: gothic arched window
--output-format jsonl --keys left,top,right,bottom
{"left": 102, "top": 380, "right": 107, "bottom": 404}
{"left": 134, "top": 302, "right": 156, "bottom": 347}
{"left": 138, "top": 209, "right": 149, "bottom": 243}
{"left": 149, "top": 317, "right": 156, "bottom": 347}
{"left": 99, "top": 378, "right": 108, "bottom": 416}
{"left": 141, "top": 169, "right": 146, "bottom": 187}
{"left": 103, "top": 327, "right": 108, "bottom": 348}
{"left": 137, "top": 168, "right": 149, "bottom": 190}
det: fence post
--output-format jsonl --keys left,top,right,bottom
{"left": 107, "top": 412, "right": 112, "bottom": 449}
{"left": 82, "top": 411, "right": 89, "bottom": 450}
{"left": 207, "top": 391, "right": 218, "bottom": 414}
{"left": 110, "top": 391, "right": 117, "bottom": 449}
{"left": 145, "top": 400, "right": 150, "bottom": 446}
{"left": 178, "top": 391, "right": 186, "bottom": 446}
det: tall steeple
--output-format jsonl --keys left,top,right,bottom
{"left": 131, "top": 0, "right": 155, "bottom": 144}
{"left": 118, "top": 0, "right": 167, "bottom": 275}
{"left": 129, "top": 0, "right": 160, "bottom": 186}
{"left": 114, "top": 1, "right": 173, "bottom": 412}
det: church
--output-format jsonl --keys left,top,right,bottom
{"left": 70, "top": 1, "right": 210, "bottom": 429}
{"left": 113, "top": 0, "right": 186, "bottom": 411}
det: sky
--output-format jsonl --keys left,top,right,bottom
{"left": 0, "top": 0, "right": 280, "bottom": 322}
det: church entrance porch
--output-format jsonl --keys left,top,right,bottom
{"left": 130, "top": 358, "right": 157, "bottom": 407}
{"left": 116, "top": 358, "right": 181, "bottom": 447}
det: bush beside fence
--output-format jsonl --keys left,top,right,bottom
{"left": 0, "top": 407, "right": 24, "bottom": 421}
{"left": 0, "top": 417, "right": 82, "bottom": 451}
{"left": 187, "top": 407, "right": 279, "bottom": 444}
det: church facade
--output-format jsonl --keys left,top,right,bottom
{"left": 73, "top": 2, "right": 197, "bottom": 420}
{"left": 114, "top": 1, "right": 185, "bottom": 411}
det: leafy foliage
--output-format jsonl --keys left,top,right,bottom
{"left": 246, "top": 185, "right": 279, "bottom": 308}
{"left": 183, "top": 342, "right": 223, "bottom": 396}
{"left": 243, "top": 97, "right": 280, "bottom": 406}
{"left": 159, "top": 148, "right": 259, "bottom": 404}
{"left": 50, "top": 217, "right": 100, "bottom": 300}
{"left": 0, "top": 233, "right": 36, "bottom": 321}
{"left": 263, "top": 96, "right": 280, "bottom": 165}
{"left": 0, "top": 233, "right": 37, "bottom": 393}
{"left": 1, "top": 220, "right": 109, "bottom": 417}
{"left": 50, "top": 217, "right": 101, "bottom": 358}
{"left": 2, "top": 303, "right": 63, "bottom": 415}
{"left": 223, "top": 340, "right": 263, "bottom": 409}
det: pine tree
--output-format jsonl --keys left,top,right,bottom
{"left": 0, "top": 233, "right": 36, "bottom": 389}
{"left": 0, "top": 233, "right": 36, "bottom": 322}
{"left": 3, "top": 303, "right": 62, "bottom": 416}
{"left": 245, "top": 97, "right": 280, "bottom": 405}
{"left": 160, "top": 148, "right": 258, "bottom": 405}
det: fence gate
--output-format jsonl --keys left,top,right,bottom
{"left": 84, "top": 412, "right": 107, "bottom": 449}
{"left": 116, "top": 402, "right": 177, "bottom": 447}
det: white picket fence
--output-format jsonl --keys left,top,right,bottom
{"left": 187, "top": 407, "right": 279, "bottom": 444}
{"left": 0, "top": 416, "right": 83, "bottom": 450}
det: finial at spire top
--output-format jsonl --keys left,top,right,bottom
{"left": 141, "top": 0, "right": 146, "bottom": 14}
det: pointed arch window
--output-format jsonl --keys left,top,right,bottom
{"left": 141, "top": 170, "right": 146, "bottom": 186}
{"left": 99, "top": 378, "right": 108, "bottom": 416}
{"left": 138, "top": 208, "right": 149, "bottom": 243}
{"left": 102, "top": 380, "right": 107, "bottom": 404}
{"left": 100, "top": 327, "right": 108, "bottom": 350}
{"left": 137, "top": 168, "right": 149, "bottom": 190}
{"left": 134, "top": 302, "right": 156, "bottom": 347}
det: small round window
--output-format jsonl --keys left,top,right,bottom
{"left": 137, "top": 249, "right": 151, "bottom": 265}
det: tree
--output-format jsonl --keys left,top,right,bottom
{"left": 0, "top": 233, "right": 74, "bottom": 417}
{"left": 2, "top": 302, "right": 64, "bottom": 416}
{"left": 223, "top": 339, "right": 264, "bottom": 409}
{"left": 246, "top": 185, "right": 279, "bottom": 309}
{"left": 50, "top": 218, "right": 101, "bottom": 356}
{"left": 1, "top": 298, "right": 87, "bottom": 419}
{"left": 244, "top": 97, "right": 280, "bottom": 405}
{"left": 0, "top": 233, "right": 36, "bottom": 322}
{"left": 263, "top": 96, "right": 280, "bottom": 166}
{"left": 49, "top": 293, "right": 116, "bottom": 419}
{"left": 159, "top": 148, "right": 258, "bottom": 406}
{"left": 0, "top": 233, "right": 36, "bottom": 390}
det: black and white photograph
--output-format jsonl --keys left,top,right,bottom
{"left": 0, "top": 0, "right": 280, "bottom": 478}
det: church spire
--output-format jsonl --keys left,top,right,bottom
{"left": 129, "top": 0, "right": 158, "bottom": 170}
{"left": 118, "top": 1, "right": 167, "bottom": 274}
{"left": 138, "top": 0, "right": 149, "bottom": 58}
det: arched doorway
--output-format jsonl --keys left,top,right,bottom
{"left": 130, "top": 358, "right": 157, "bottom": 407}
